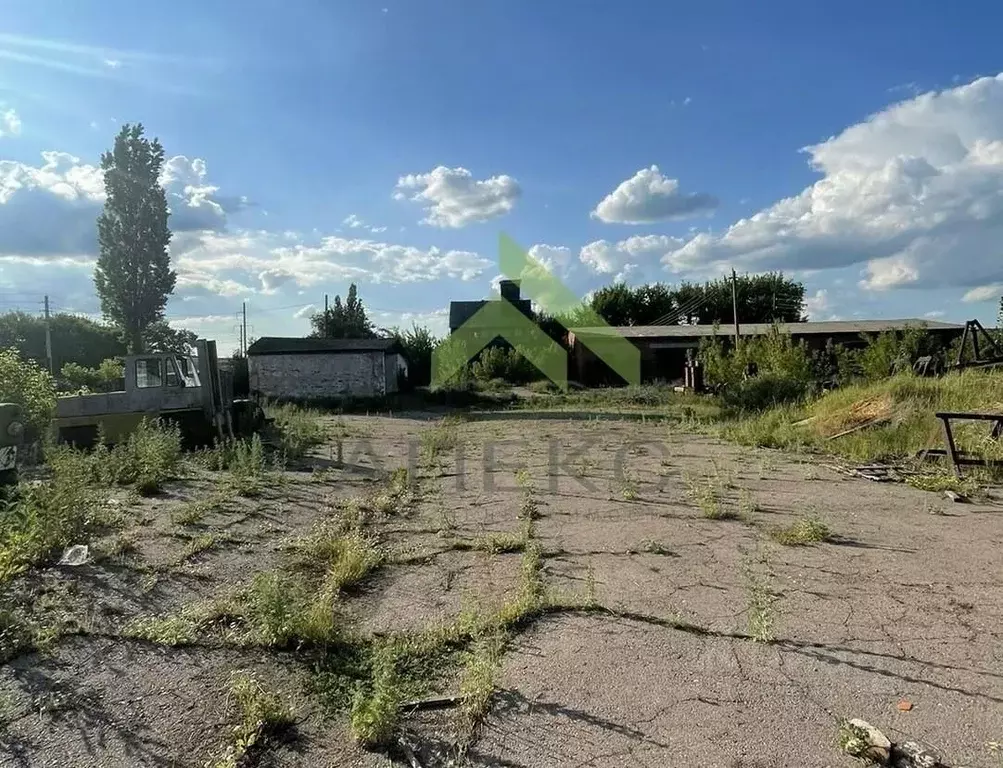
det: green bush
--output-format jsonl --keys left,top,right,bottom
{"left": 60, "top": 358, "right": 124, "bottom": 393}
{"left": 470, "top": 346, "right": 536, "bottom": 385}
{"left": 268, "top": 402, "right": 326, "bottom": 461}
{"left": 389, "top": 323, "right": 438, "bottom": 388}
{"left": 0, "top": 452, "right": 101, "bottom": 582}
{"left": 700, "top": 324, "right": 814, "bottom": 410}
{"left": 858, "top": 326, "right": 939, "bottom": 381}
{"left": 721, "top": 372, "right": 809, "bottom": 411}
{"left": 0, "top": 348, "right": 56, "bottom": 433}
{"left": 48, "top": 419, "right": 184, "bottom": 495}
{"left": 97, "top": 419, "right": 183, "bottom": 494}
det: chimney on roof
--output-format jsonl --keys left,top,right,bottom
{"left": 499, "top": 279, "right": 521, "bottom": 303}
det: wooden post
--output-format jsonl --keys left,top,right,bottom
{"left": 731, "top": 269, "right": 740, "bottom": 348}
{"left": 44, "top": 295, "right": 54, "bottom": 375}
{"left": 940, "top": 416, "right": 962, "bottom": 478}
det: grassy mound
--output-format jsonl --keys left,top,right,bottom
{"left": 726, "top": 370, "right": 1003, "bottom": 465}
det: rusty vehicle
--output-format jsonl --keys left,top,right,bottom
{"left": 53, "top": 339, "right": 264, "bottom": 448}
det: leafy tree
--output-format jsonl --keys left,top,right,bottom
{"left": 387, "top": 322, "right": 438, "bottom": 387}
{"left": 143, "top": 321, "right": 198, "bottom": 354}
{"left": 0, "top": 349, "right": 57, "bottom": 433}
{"left": 0, "top": 312, "right": 126, "bottom": 370}
{"left": 589, "top": 284, "right": 639, "bottom": 327}
{"left": 698, "top": 272, "right": 805, "bottom": 325}
{"left": 309, "top": 283, "right": 376, "bottom": 339}
{"left": 586, "top": 273, "right": 806, "bottom": 327}
{"left": 94, "top": 123, "right": 175, "bottom": 353}
{"left": 60, "top": 358, "right": 125, "bottom": 393}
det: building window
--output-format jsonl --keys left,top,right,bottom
{"left": 135, "top": 358, "right": 163, "bottom": 388}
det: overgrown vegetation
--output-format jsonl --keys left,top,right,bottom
{"left": 0, "top": 454, "right": 103, "bottom": 583}
{"left": 0, "top": 348, "right": 57, "bottom": 433}
{"left": 770, "top": 515, "right": 831, "bottom": 546}
{"left": 268, "top": 402, "right": 327, "bottom": 461}
{"left": 725, "top": 369, "right": 1003, "bottom": 468}
{"left": 209, "top": 673, "right": 296, "bottom": 768}
{"left": 59, "top": 358, "right": 125, "bottom": 393}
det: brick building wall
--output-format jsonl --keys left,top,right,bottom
{"left": 249, "top": 351, "right": 387, "bottom": 400}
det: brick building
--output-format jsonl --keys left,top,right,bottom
{"left": 247, "top": 337, "right": 407, "bottom": 400}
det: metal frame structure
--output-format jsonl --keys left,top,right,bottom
{"left": 920, "top": 411, "right": 1003, "bottom": 478}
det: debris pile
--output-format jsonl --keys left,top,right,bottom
{"left": 840, "top": 719, "right": 967, "bottom": 768}
{"left": 796, "top": 393, "right": 897, "bottom": 440}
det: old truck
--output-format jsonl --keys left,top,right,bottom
{"left": 54, "top": 339, "right": 264, "bottom": 448}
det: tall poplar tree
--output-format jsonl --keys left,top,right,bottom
{"left": 94, "top": 123, "right": 175, "bottom": 353}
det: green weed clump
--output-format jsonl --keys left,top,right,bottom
{"left": 0, "top": 459, "right": 102, "bottom": 582}
{"left": 210, "top": 673, "right": 296, "bottom": 768}
{"left": 195, "top": 435, "right": 272, "bottom": 496}
{"left": 51, "top": 418, "right": 184, "bottom": 495}
{"left": 771, "top": 515, "right": 831, "bottom": 546}
{"left": 268, "top": 402, "right": 327, "bottom": 461}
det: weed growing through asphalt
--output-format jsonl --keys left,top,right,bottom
{"left": 459, "top": 632, "right": 505, "bottom": 737}
{"left": 69, "top": 419, "right": 184, "bottom": 495}
{"left": 986, "top": 742, "right": 1002, "bottom": 767}
{"left": 92, "top": 531, "right": 138, "bottom": 564}
{"left": 174, "top": 533, "right": 218, "bottom": 565}
{"left": 771, "top": 515, "right": 831, "bottom": 546}
{"left": 837, "top": 719, "right": 878, "bottom": 761}
{"left": 268, "top": 402, "right": 328, "bottom": 461}
{"left": 365, "top": 467, "right": 415, "bottom": 517}
{"left": 640, "top": 539, "right": 673, "bottom": 556}
{"left": 617, "top": 469, "right": 639, "bottom": 501}
{"left": 209, "top": 673, "right": 296, "bottom": 768}
{"left": 744, "top": 554, "right": 775, "bottom": 643}
{"left": 687, "top": 476, "right": 740, "bottom": 520}
{"left": 171, "top": 490, "right": 233, "bottom": 527}
{"left": 0, "top": 606, "right": 37, "bottom": 663}
{"left": 0, "top": 458, "right": 103, "bottom": 583}
{"left": 420, "top": 416, "right": 463, "bottom": 464}
{"left": 739, "top": 489, "right": 760, "bottom": 518}
{"left": 907, "top": 472, "right": 979, "bottom": 496}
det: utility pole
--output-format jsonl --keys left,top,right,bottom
{"left": 43, "top": 295, "right": 54, "bottom": 375}
{"left": 324, "top": 294, "right": 330, "bottom": 338}
{"left": 731, "top": 269, "right": 741, "bottom": 348}
{"left": 241, "top": 301, "right": 248, "bottom": 356}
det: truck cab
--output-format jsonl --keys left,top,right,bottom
{"left": 54, "top": 340, "right": 250, "bottom": 448}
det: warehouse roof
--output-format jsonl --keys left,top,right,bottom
{"left": 570, "top": 319, "right": 964, "bottom": 339}
{"left": 247, "top": 337, "right": 400, "bottom": 355}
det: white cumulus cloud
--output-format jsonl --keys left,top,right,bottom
{"left": 0, "top": 107, "right": 21, "bottom": 138}
{"left": 962, "top": 284, "right": 1003, "bottom": 303}
{"left": 0, "top": 151, "right": 247, "bottom": 262}
{"left": 803, "top": 289, "right": 830, "bottom": 319}
{"left": 591, "top": 165, "right": 717, "bottom": 224}
{"left": 342, "top": 213, "right": 387, "bottom": 233}
{"left": 393, "top": 166, "right": 521, "bottom": 228}
{"left": 527, "top": 244, "right": 573, "bottom": 275}
{"left": 171, "top": 230, "right": 491, "bottom": 301}
{"left": 580, "top": 234, "right": 684, "bottom": 278}
{"left": 161, "top": 155, "right": 249, "bottom": 231}
{"left": 662, "top": 74, "right": 1003, "bottom": 295}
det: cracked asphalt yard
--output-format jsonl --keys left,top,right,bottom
{"left": 1, "top": 410, "right": 1001, "bottom": 767}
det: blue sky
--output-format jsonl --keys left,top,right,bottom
{"left": 2, "top": 1, "right": 1003, "bottom": 353}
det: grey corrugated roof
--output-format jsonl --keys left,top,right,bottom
{"left": 571, "top": 319, "right": 964, "bottom": 339}
{"left": 247, "top": 337, "right": 398, "bottom": 355}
